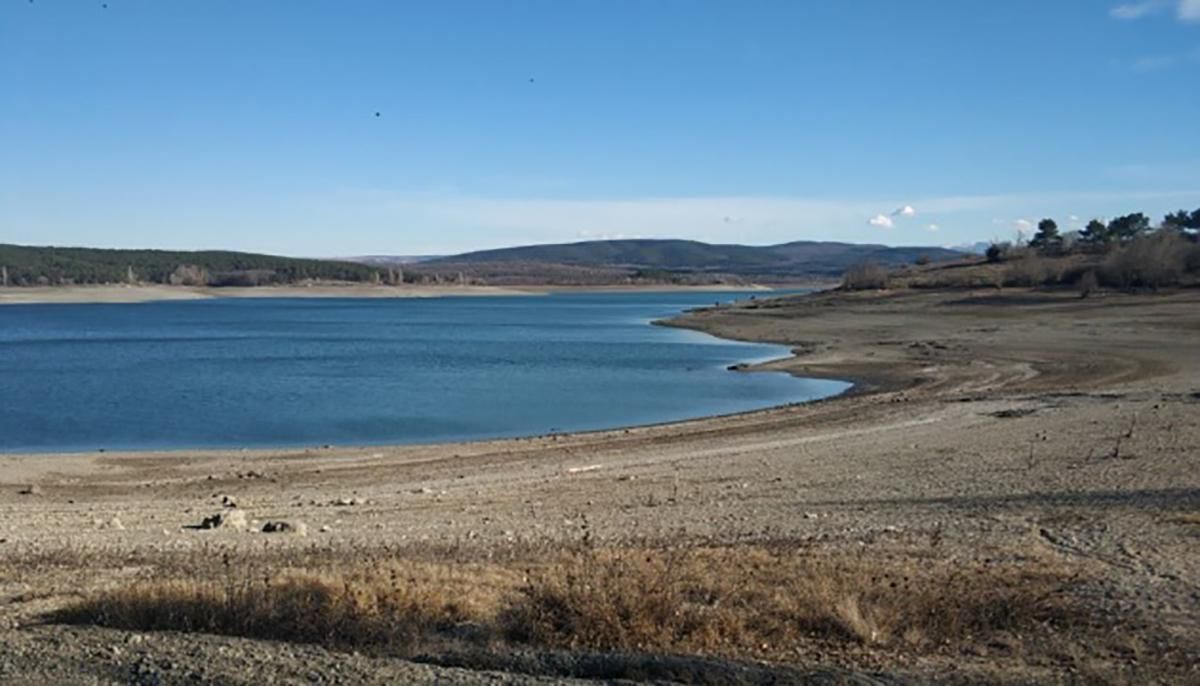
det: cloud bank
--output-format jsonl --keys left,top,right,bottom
{"left": 1110, "top": 0, "right": 1200, "bottom": 21}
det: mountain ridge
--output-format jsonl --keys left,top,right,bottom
{"left": 427, "top": 238, "right": 963, "bottom": 278}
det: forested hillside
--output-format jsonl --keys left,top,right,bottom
{"left": 0, "top": 244, "right": 384, "bottom": 287}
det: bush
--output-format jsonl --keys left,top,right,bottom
{"left": 985, "top": 243, "right": 1009, "bottom": 263}
{"left": 1002, "top": 256, "right": 1060, "bottom": 287}
{"left": 1099, "top": 232, "right": 1187, "bottom": 289}
{"left": 1077, "top": 270, "right": 1099, "bottom": 299}
{"left": 841, "top": 262, "right": 890, "bottom": 290}
{"left": 168, "top": 264, "right": 209, "bottom": 286}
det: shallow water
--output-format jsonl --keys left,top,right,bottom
{"left": 0, "top": 291, "right": 849, "bottom": 453}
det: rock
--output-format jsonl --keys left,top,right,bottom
{"left": 219, "top": 495, "right": 237, "bottom": 508}
{"left": 108, "top": 516, "right": 125, "bottom": 531}
{"left": 197, "top": 509, "right": 247, "bottom": 531}
{"left": 17, "top": 485, "right": 41, "bottom": 496}
{"left": 262, "top": 520, "right": 307, "bottom": 536}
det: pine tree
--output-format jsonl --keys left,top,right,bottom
{"left": 1030, "top": 218, "right": 1062, "bottom": 254}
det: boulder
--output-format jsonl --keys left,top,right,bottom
{"left": 197, "top": 509, "right": 248, "bottom": 531}
{"left": 261, "top": 520, "right": 307, "bottom": 536}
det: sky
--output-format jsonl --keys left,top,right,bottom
{"left": 2, "top": 1, "right": 1199, "bottom": 256}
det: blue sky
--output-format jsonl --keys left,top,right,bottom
{"left": 2, "top": 1, "right": 1199, "bottom": 256}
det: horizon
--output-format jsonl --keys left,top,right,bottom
{"left": 3, "top": 1, "right": 1199, "bottom": 255}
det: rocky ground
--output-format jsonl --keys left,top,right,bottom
{"left": 1, "top": 287, "right": 1197, "bottom": 684}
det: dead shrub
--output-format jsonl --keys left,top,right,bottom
{"left": 841, "top": 263, "right": 890, "bottom": 290}
{"left": 1077, "top": 269, "right": 1099, "bottom": 298}
{"left": 1100, "top": 232, "right": 1188, "bottom": 289}
{"left": 1002, "top": 256, "right": 1060, "bottom": 287}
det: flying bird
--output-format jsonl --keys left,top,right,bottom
{"left": 374, "top": 112, "right": 381, "bottom": 117}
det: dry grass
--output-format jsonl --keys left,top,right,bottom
{"left": 1003, "top": 256, "right": 1062, "bottom": 287}
{"left": 1165, "top": 511, "right": 1200, "bottom": 527}
{"left": 56, "top": 543, "right": 1085, "bottom": 663}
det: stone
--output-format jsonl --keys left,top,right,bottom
{"left": 197, "top": 509, "right": 247, "bottom": 531}
{"left": 262, "top": 520, "right": 307, "bottom": 536}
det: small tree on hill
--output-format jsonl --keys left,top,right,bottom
{"left": 1107, "top": 213, "right": 1150, "bottom": 244}
{"left": 1081, "top": 219, "right": 1111, "bottom": 249}
{"left": 1029, "top": 218, "right": 1062, "bottom": 254}
{"left": 985, "top": 242, "right": 1009, "bottom": 263}
{"left": 1163, "top": 208, "right": 1200, "bottom": 236}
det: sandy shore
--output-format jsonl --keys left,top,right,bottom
{"left": 1, "top": 287, "right": 1198, "bottom": 683}
{"left": 0, "top": 283, "right": 544, "bottom": 304}
{"left": 0, "top": 282, "right": 785, "bottom": 305}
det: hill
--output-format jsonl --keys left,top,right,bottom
{"left": 426, "top": 239, "right": 962, "bottom": 279}
{"left": 0, "top": 244, "right": 386, "bottom": 287}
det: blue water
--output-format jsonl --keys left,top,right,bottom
{"left": 0, "top": 291, "right": 849, "bottom": 453}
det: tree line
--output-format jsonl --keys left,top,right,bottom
{"left": 0, "top": 244, "right": 390, "bottom": 287}
{"left": 991, "top": 208, "right": 1200, "bottom": 260}
{"left": 983, "top": 207, "right": 1200, "bottom": 291}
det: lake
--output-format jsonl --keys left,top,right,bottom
{"left": 0, "top": 291, "right": 849, "bottom": 453}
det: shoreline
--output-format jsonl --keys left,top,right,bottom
{"left": 0, "top": 282, "right": 786, "bottom": 306}
{"left": 0, "top": 283, "right": 540, "bottom": 305}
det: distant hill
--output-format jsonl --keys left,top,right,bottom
{"left": 0, "top": 244, "right": 386, "bottom": 287}
{"left": 427, "top": 239, "right": 963, "bottom": 278}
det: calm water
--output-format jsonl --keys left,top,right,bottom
{"left": 0, "top": 291, "right": 849, "bottom": 453}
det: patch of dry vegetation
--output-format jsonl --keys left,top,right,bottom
{"left": 841, "top": 263, "right": 891, "bottom": 291}
{"left": 55, "top": 543, "right": 1086, "bottom": 664}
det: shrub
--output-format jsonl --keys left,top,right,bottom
{"left": 985, "top": 243, "right": 1009, "bottom": 263}
{"left": 168, "top": 264, "right": 209, "bottom": 286}
{"left": 1077, "top": 270, "right": 1099, "bottom": 299}
{"left": 1002, "top": 256, "right": 1059, "bottom": 287}
{"left": 1099, "top": 232, "right": 1187, "bottom": 289}
{"left": 841, "top": 262, "right": 890, "bottom": 290}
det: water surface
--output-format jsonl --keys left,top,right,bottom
{"left": 0, "top": 291, "right": 849, "bottom": 452}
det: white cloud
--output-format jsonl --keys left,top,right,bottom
{"left": 926, "top": 223, "right": 940, "bottom": 232}
{"left": 1068, "top": 215, "right": 1081, "bottom": 221}
{"left": 891, "top": 205, "right": 917, "bottom": 218}
{"left": 1132, "top": 54, "right": 1176, "bottom": 71}
{"left": 1111, "top": 1, "right": 1168, "bottom": 19}
{"left": 1014, "top": 218, "right": 1033, "bottom": 231}
{"left": 1110, "top": 0, "right": 1200, "bottom": 21}
{"left": 868, "top": 214, "right": 895, "bottom": 229}
{"left": 576, "top": 230, "right": 641, "bottom": 240}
